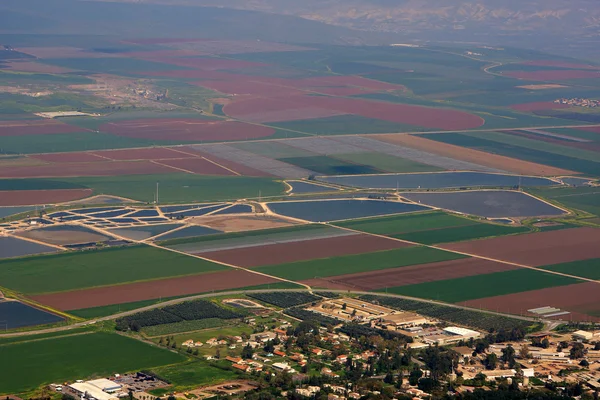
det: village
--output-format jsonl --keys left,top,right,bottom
{"left": 49, "top": 297, "right": 600, "bottom": 400}
{"left": 554, "top": 98, "right": 600, "bottom": 108}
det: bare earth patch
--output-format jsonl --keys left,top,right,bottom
{"left": 371, "top": 134, "right": 575, "bottom": 176}
{"left": 190, "top": 215, "right": 297, "bottom": 232}
{"left": 17, "top": 227, "right": 112, "bottom": 245}
{"left": 516, "top": 84, "right": 568, "bottom": 90}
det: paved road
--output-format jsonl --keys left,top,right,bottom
{"left": 0, "top": 289, "right": 540, "bottom": 339}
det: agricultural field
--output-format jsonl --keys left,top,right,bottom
{"left": 253, "top": 246, "right": 466, "bottom": 281}
{"left": 385, "top": 268, "right": 582, "bottom": 303}
{"left": 540, "top": 258, "right": 600, "bottom": 280}
{"left": 0, "top": 332, "right": 185, "bottom": 394}
{"left": 0, "top": 245, "right": 227, "bottom": 295}
{"left": 246, "top": 292, "right": 321, "bottom": 308}
{"left": 530, "top": 186, "right": 600, "bottom": 217}
{"left": 148, "top": 361, "right": 238, "bottom": 392}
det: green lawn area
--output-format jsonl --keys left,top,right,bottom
{"left": 541, "top": 258, "right": 600, "bottom": 280}
{"left": 0, "top": 174, "right": 286, "bottom": 203}
{"left": 0, "top": 332, "right": 185, "bottom": 395}
{"left": 385, "top": 269, "right": 582, "bottom": 303}
{"left": 149, "top": 360, "right": 237, "bottom": 392}
{"left": 333, "top": 152, "right": 443, "bottom": 173}
{"left": 278, "top": 155, "right": 380, "bottom": 175}
{"left": 254, "top": 246, "right": 466, "bottom": 281}
{"left": 334, "top": 211, "right": 476, "bottom": 235}
{"left": 394, "top": 223, "right": 531, "bottom": 245}
{"left": 269, "top": 115, "right": 418, "bottom": 135}
{"left": 0, "top": 245, "right": 227, "bottom": 294}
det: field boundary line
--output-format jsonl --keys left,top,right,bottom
{"left": 0, "top": 331, "right": 93, "bottom": 347}
{"left": 329, "top": 223, "right": 600, "bottom": 285}
{"left": 165, "top": 147, "right": 242, "bottom": 176}
{"left": 149, "top": 160, "right": 195, "bottom": 174}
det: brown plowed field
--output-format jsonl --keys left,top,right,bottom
{"left": 440, "top": 227, "right": 600, "bottom": 267}
{"left": 371, "top": 134, "right": 575, "bottom": 176}
{"left": 510, "top": 102, "right": 571, "bottom": 112}
{"left": 92, "top": 147, "right": 187, "bottom": 161}
{"left": 502, "top": 131, "right": 600, "bottom": 152}
{"left": 154, "top": 158, "right": 235, "bottom": 175}
{"left": 31, "top": 152, "right": 107, "bottom": 163}
{"left": 0, "top": 120, "right": 87, "bottom": 136}
{"left": 199, "top": 234, "right": 411, "bottom": 268}
{"left": 224, "top": 94, "right": 484, "bottom": 130}
{"left": 31, "top": 270, "right": 280, "bottom": 310}
{"left": 195, "top": 80, "right": 307, "bottom": 97}
{"left": 100, "top": 119, "right": 276, "bottom": 142}
{"left": 0, "top": 189, "right": 92, "bottom": 206}
{"left": 190, "top": 215, "right": 296, "bottom": 232}
{"left": 462, "top": 282, "right": 600, "bottom": 322}
{"left": 0, "top": 160, "right": 174, "bottom": 178}
{"left": 182, "top": 148, "right": 273, "bottom": 177}
{"left": 505, "top": 70, "right": 600, "bottom": 81}
{"left": 301, "top": 258, "right": 519, "bottom": 291}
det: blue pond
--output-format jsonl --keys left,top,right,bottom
{"left": 318, "top": 172, "right": 558, "bottom": 190}
{"left": 0, "top": 237, "right": 58, "bottom": 259}
{"left": 268, "top": 199, "right": 431, "bottom": 222}
{"left": 0, "top": 206, "right": 37, "bottom": 219}
{"left": 156, "top": 225, "right": 222, "bottom": 241}
{"left": 126, "top": 209, "right": 160, "bottom": 217}
{"left": 0, "top": 301, "right": 64, "bottom": 329}
{"left": 169, "top": 204, "right": 227, "bottom": 218}
{"left": 211, "top": 204, "right": 253, "bottom": 215}
{"left": 402, "top": 190, "right": 567, "bottom": 218}
{"left": 159, "top": 203, "right": 217, "bottom": 213}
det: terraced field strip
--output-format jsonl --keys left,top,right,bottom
{"left": 334, "top": 135, "right": 500, "bottom": 172}
{"left": 197, "top": 233, "right": 411, "bottom": 267}
{"left": 253, "top": 246, "right": 467, "bottom": 281}
{"left": 383, "top": 268, "right": 582, "bottom": 303}
{"left": 332, "top": 152, "right": 443, "bottom": 173}
{"left": 539, "top": 258, "right": 600, "bottom": 280}
{"left": 1, "top": 245, "right": 228, "bottom": 295}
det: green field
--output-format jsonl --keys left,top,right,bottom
{"left": 0, "top": 327, "right": 94, "bottom": 346}
{"left": 541, "top": 259, "right": 600, "bottom": 280}
{"left": 530, "top": 186, "right": 600, "bottom": 216}
{"left": 0, "top": 245, "right": 227, "bottom": 294}
{"left": 142, "top": 318, "right": 229, "bottom": 337}
{"left": 41, "top": 57, "right": 189, "bottom": 75}
{"left": 0, "top": 332, "right": 185, "bottom": 394}
{"left": 393, "top": 223, "right": 531, "bottom": 244}
{"left": 334, "top": 211, "right": 476, "bottom": 235}
{"left": 270, "top": 114, "right": 419, "bottom": 135}
{"left": 333, "top": 152, "right": 443, "bottom": 173}
{"left": 385, "top": 269, "right": 582, "bottom": 303}
{"left": 0, "top": 174, "right": 286, "bottom": 203}
{"left": 279, "top": 155, "right": 380, "bottom": 175}
{"left": 254, "top": 246, "right": 467, "bottom": 281}
{"left": 149, "top": 360, "right": 237, "bottom": 392}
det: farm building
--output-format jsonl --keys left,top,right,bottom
{"left": 381, "top": 312, "right": 427, "bottom": 328}
{"left": 572, "top": 330, "right": 600, "bottom": 341}
{"left": 424, "top": 327, "right": 481, "bottom": 345}
{"left": 68, "top": 382, "right": 118, "bottom": 400}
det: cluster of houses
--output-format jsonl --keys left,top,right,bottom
{"left": 554, "top": 98, "right": 600, "bottom": 108}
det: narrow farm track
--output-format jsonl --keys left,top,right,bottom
{"left": 0, "top": 288, "right": 539, "bottom": 339}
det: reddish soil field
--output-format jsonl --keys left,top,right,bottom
{"left": 462, "top": 282, "right": 600, "bottom": 322}
{"left": 0, "top": 120, "right": 87, "bottom": 136}
{"left": 225, "top": 94, "right": 484, "bottom": 130}
{"left": 297, "top": 76, "right": 405, "bottom": 92}
{"left": 505, "top": 70, "right": 600, "bottom": 81}
{"left": 307, "top": 87, "right": 375, "bottom": 96}
{"left": 138, "top": 57, "right": 265, "bottom": 71}
{"left": 510, "top": 102, "right": 571, "bottom": 112}
{"left": 0, "top": 189, "right": 92, "bottom": 206}
{"left": 577, "top": 126, "right": 600, "bottom": 134}
{"left": 153, "top": 158, "right": 236, "bottom": 175}
{"left": 440, "top": 227, "right": 600, "bottom": 267}
{"left": 182, "top": 147, "right": 273, "bottom": 177}
{"left": 198, "top": 234, "right": 411, "bottom": 268}
{"left": 301, "top": 258, "right": 519, "bottom": 291}
{"left": 0, "top": 160, "right": 175, "bottom": 178}
{"left": 123, "top": 38, "right": 211, "bottom": 45}
{"left": 100, "top": 119, "right": 276, "bottom": 141}
{"left": 31, "top": 270, "right": 280, "bottom": 310}
{"left": 144, "top": 70, "right": 233, "bottom": 80}
{"left": 194, "top": 79, "right": 307, "bottom": 97}
{"left": 31, "top": 152, "right": 107, "bottom": 163}
{"left": 91, "top": 147, "right": 188, "bottom": 161}
{"left": 523, "top": 61, "right": 600, "bottom": 70}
